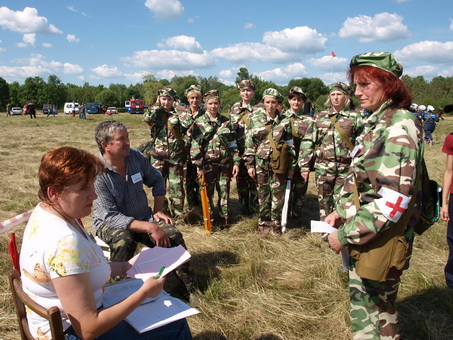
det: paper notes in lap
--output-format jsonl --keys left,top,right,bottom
{"left": 310, "top": 220, "right": 349, "bottom": 272}
{"left": 126, "top": 245, "right": 191, "bottom": 281}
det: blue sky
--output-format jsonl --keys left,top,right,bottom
{"left": 0, "top": 0, "right": 452, "bottom": 87}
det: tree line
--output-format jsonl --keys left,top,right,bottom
{"left": 1, "top": 68, "right": 452, "bottom": 113}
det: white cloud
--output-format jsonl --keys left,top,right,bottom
{"left": 263, "top": 26, "right": 327, "bottom": 53}
{"left": 156, "top": 69, "right": 197, "bottom": 80}
{"left": 157, "top": 35, "right": 202, "bottom": 52}
{"left": 0, "top": 47, "right": 5, "bottom": 53}
{"left": 67, "top": 34, "right": 80, "bottom": 43}
{"left": 339, "top": 12, "right": 410, "bottom": 42}
{"left": 0, "top": 7, "right": 62, "bottom": 34}
{"left": 394, "top": 41, "right": 453, "bottom": 63}
{"left": 245, "top": 23, "right": 255, "bottom": 29}
{"left": 405, "top": 65, "right": 438, "bottom": 78}
{"left": 450, "top": 19, "right": 453, "bottom": 31}
{"left": 319, "top": 72, "right": 349, "bottom": 86}
{"left": 219, "top": 69, "right": 234, "bottom": 78}
{"left": 91, "top": 65, "right": 123, "bottom": 77}
{"left": 394, "top": 0, "right": 410, "bottom": 2}
{"left": 256, "top": 63, "right": 308, "bottom": 84}
{"left": 144, "top": 0, "right": 184, "bottom": 20}
{"left": 212, "top": 43, "right": 295, "bottom": 63}
{"left": 307, "top": 55, "right": 348, "bottom": 72}
{"left": 439, "top": 66, "right": 453, "bottom": 78}
{"left": 16, "top": 42, "right": 27, "bottom": 48}
{"left": 122, "top": 50, "right": 215, "bottom": 69}
{"left": 42, "top": 43, "right": 52, "bottom": 48}
{"left": 63, "top": 63, "right": 83, "bottom": 74}
{"left": 23, "top": 33, "right": 36, "bottom": 46}
{"left": 66, "top": 6, "right": 88, "bottom": 17}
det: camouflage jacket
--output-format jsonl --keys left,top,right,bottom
{"left": 190, "top": 113, "right": 240, "bottom": 169}
{"left": 336, "top": 101, "right": 423, "bottom": 247}
{"left": 244, "top": 108, "right": 296, "bottom": 170}
{"left": 178, "top": 107, "right": 205, "bottom": 149}
{"left": 229, "top": 101, "right": 261, "bottom": 155}
{"left": 298, "top": 107, "right": 364, "bottom": 173}
{"left": 283, "top": 109, "right": 314, "bottom": 154}
{"left": 143, "top": 106, "right": 190, "bottom": 160}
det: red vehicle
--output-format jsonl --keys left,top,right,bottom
{"left": 125, "top": 98, "right": 145, "bottom": 114}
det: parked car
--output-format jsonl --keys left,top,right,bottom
{"left": 9, "top": 107, "right": 23, "bottom": 116}
{"left": 64, "top": 102, "right": 79, "bottom": 115}
{"left": 106, "top": 107, "right": 118, "bottom": 115}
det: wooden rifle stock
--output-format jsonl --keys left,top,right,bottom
{"left": 199, "top": 179, "right": 212, "bottom": 233}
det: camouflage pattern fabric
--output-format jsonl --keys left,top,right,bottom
{"left": 298, "top": 106, "right": 363, "bottom": 220}
{"left": 190, "top": 113, "right": 240, "bottom": 224}
{"left": 244, "top": 108, "right": 296, "bottom": 232}
{"left": 230, "top": 101, "right": 261, "bottom": 215}
{"left": 143, "top": 106, "right": 191, "bottom": 217}
{"left": 335, "top": 102, "right": 423, "bottom": 338}
{"left": 179, "top": 107, "right": 205, "bottom": 209}
{"left": 349, "top": 262, "right": 402, "bottom": 339}
{"left": 284, "top": 109, "right": 314, "bottom": 216}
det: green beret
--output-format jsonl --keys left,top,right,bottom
{"left": 349, "top": 52, "right": 403, "bottom": 78}
{"left": 262, "top": 88, "right": 283, "bottom": 103}
{"left": 158, "top": 87, "right": 177, "bottom": 97}
{"left": 203, "top": 89, "right": 220, "bottom": 103}
{"left": 328, "top": 82, "right": 352, "bottom": 95}
{"left": 184, "top": 84, "right": 202, "bottom": 97}
{"left": 289, "top": 86, "right": 307, "bottom": 100}
{"left": 237, "top": 79, "right": 255, "bottom": 90}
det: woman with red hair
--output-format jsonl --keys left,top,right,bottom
{"left": 325, "top": 52, "right": 424, "bottom": 339}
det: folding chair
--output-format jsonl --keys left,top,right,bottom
{"left": 7, "top": 269, "right": 64, "bottom": 340}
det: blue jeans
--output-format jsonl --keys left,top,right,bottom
{"left": 64, "top": 318, "right": 192, "bottom": 339}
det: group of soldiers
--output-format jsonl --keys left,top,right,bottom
{"left": 141, "top": 80, "right": 364, "bottom": 235}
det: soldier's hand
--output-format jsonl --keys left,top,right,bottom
{"left": 197, "top": 169, "right": 206, "bottom": 183}
{"left": 248, "top": 168, "right": 256, "bottom": 179}
{"left": 327, "top": 231, "right": 345, "bottom": 254}
{"left": 153, "top": 211, "right": 173, "bottom": 224}
{"left": 325, "top": 211, "right": 342, "bottom": 228}
{"left": 148, "top": 223, "right": 171, "bottom": 247}
{"left": 301, "top": 171, "right": 309, "bottom": 182}
{"left": 232, "top": 165, "right": 239, "bottom": 178}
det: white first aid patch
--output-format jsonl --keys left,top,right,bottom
{"left": 375, "top": 187, "right": 411, "bottom": 223}
{"left": 131, "top": 172, "right": 143, "bottom": 184}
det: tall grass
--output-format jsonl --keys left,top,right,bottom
{"left": 0, "top": 112, "right": 452, "bottom": 339}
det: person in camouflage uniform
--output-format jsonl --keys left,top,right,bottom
{"left": 283, "top": 86, "right": 314, "bottom": 218}
{"left": 143, "top": 87, "right": 189, "bottom": 219}
{"left": 325, "top": 52, "right": 424, "bottom": 339}
{"left": 298, "top": 82, "right": 363, "bottom": 221}
{"left": 190, "top": 90, "right": 240, "bottom": 228}
{"left": 244, "top": 88, "right": 296, "bottom": 235}
{"left": 92, "top": 121, "right": 193, "bottom": 300}
{"left": 229, "top": 80, "right": 260, "bottom": 216}
{"left": 178, "top": 85, "right": 205, "bottom": 211}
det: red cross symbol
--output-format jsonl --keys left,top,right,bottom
{"left": 385, "top": 196, "right": 405, "bottom": 218}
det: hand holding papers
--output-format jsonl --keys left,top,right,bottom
{"left": 310, "top": 220, "right": 349, "bottom": 272}
{"left": 127, "top": 245, "right": 191, "bottom": 281}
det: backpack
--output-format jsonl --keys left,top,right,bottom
{"left": 413, "top": 159, "right": 442, "bottom": 235}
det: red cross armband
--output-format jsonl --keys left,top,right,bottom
{"left": 375, "top": 187, "right": 411, "bottom": 223}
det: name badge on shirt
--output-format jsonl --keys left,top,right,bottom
{"left": 131, "top": 172, "right": 142, "bottom": 184}
{"left": 349, "top": 144, "right": 362, "bottom": 158}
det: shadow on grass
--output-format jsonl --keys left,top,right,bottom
{"left": 398, "top": 286, "right": 453, "bottom": 340}
{"left": 191, "top": 250, "right": 239, "bottom": 292}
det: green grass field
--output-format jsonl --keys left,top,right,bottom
{"left": 0, "top": 112, "right": 452, "bottom": 340}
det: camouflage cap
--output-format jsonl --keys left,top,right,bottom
{"left": 289, "top": 86, "right": 307, "bottom": 100}
{"left": 349, "top": 52, "right": 403, "bottom": 78}
{"left": 203, "top": 89, "right": 220, "bottom": 103}
{"left": 184, "top": 84, "right": 202, "bottom": 97}
{"left": 328, "top": 82, "right": 352, "bottom": 95}
{"left": 237, "top": 79, "right": 255, "bottom": 90}
{"left": 158, "top": 87, "right": 177, "bottom": 97}
{"left": 262, "top": 88, "right": 283, "bottom": 103}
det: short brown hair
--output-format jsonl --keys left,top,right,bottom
{"left": 38, "top": 147, "right": 105, "bottom": 204}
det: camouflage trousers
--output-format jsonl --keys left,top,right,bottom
{"left": 236, "top": 160, "right": 258, "bottom": 216}
{"left": 205, "top": 163, "right": 232, "bottom": 224}
{"left": 349, "top": 262, "right": 402, "bottom": 339}
{"left": 185, "top": 159, "right": 201, "bottom": 209}
{"left": 151, "top": 156, "right": 185, "bottom": 218}
{"left": 290, "top": 166, "right": 308, "bottom": 218}
{"left": 315, "top": 171, "right": 348, "bottom": 221}
{"left": 256, "top": 165, "right": 286, "bottom": 233}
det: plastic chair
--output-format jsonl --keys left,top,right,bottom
{"left": 7, "top": 269, "right": 64, "bottom": 340}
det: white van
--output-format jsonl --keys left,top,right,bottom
{"left": 64, "top": 102, "right": 79, "bottom": 114}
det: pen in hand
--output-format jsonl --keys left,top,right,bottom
{"left": 156, "top": 266, "right": 165, "bottom": 279}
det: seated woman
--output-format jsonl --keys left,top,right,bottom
{"left": 19, "top": 146, "right": 192, "bottom": 339}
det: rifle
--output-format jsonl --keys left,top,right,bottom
{"left": 199, "top": 179, "right": 212, "bottom": 233}
{"left": 281, "top": 179, "right": 291, "bottom": 233}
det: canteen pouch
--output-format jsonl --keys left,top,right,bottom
{"left": 413, "top": 178, "right": 441, "bottom": 235}
{"left": 349, "top": 227, "right": 408, "bottom": 282}
{"left": 270, "top": 142, "right": 290, "bottom": 174}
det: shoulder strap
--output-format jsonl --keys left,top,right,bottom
{"left": 265, "top": 125, "right": 279, "bottom": 153}
{"left": 331, "top": 114, "right": 354, "bottom": 151}
{"left": 166, "top": 116, "right": 185, "bottom": 146}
